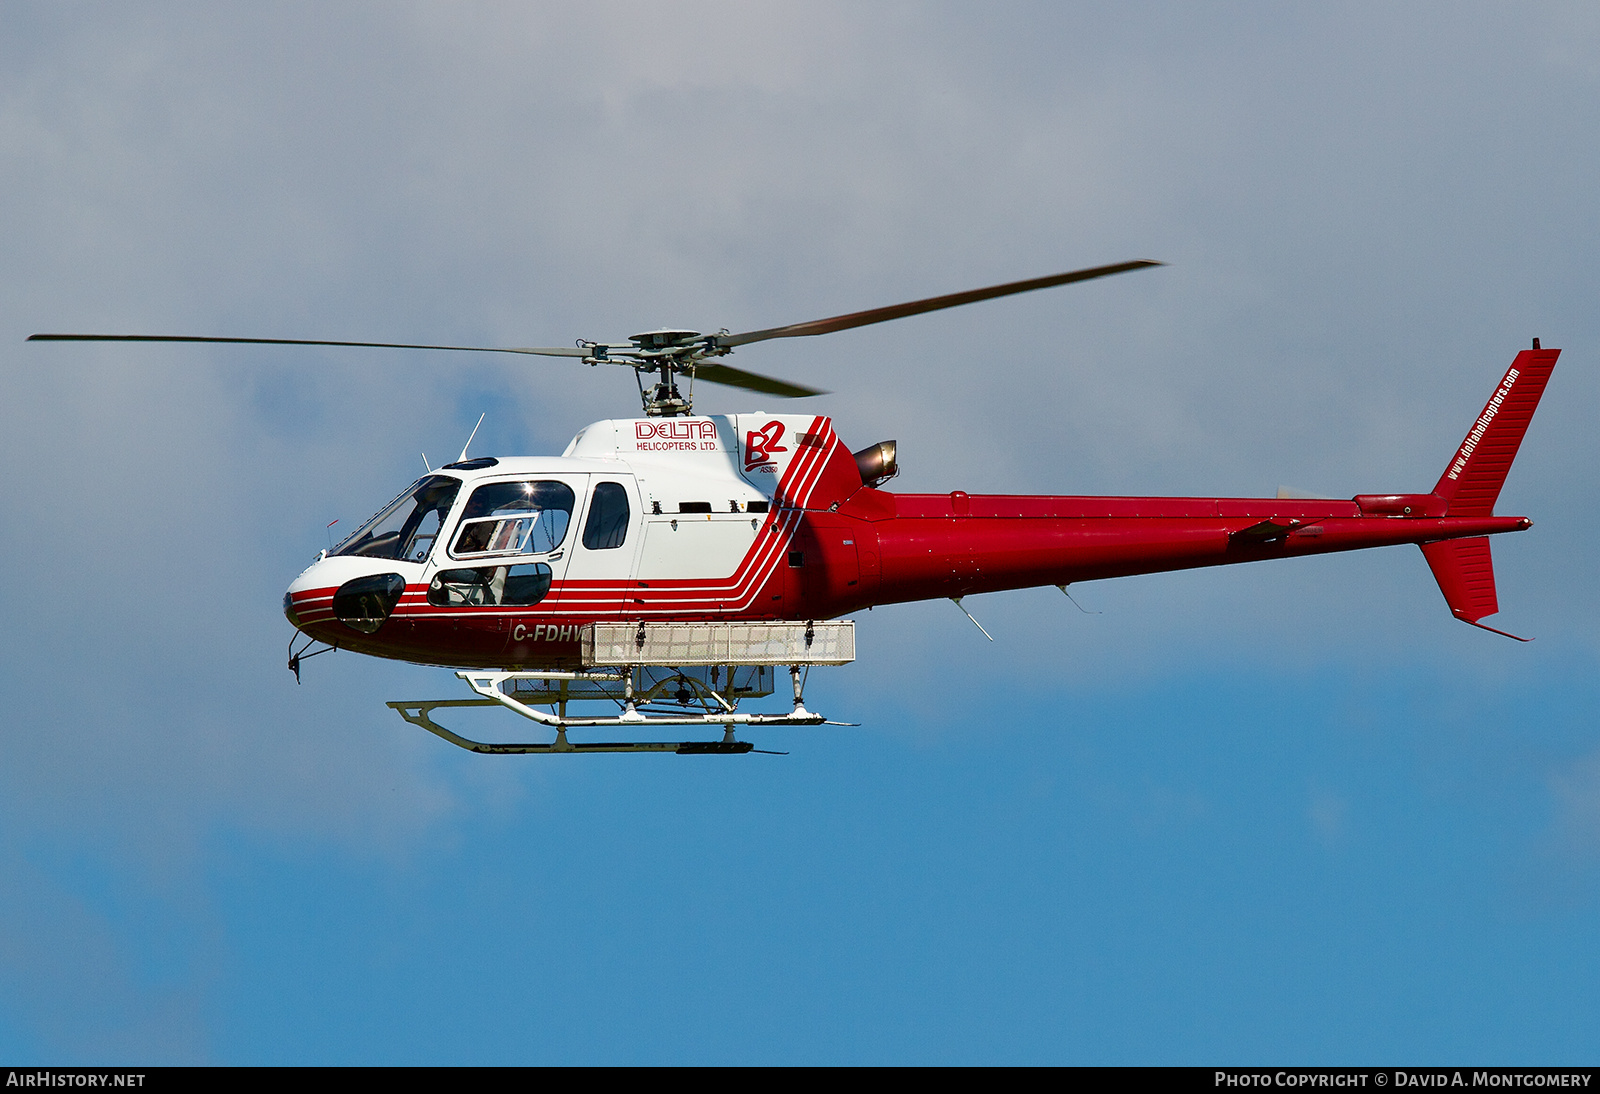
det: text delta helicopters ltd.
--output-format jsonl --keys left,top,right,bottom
{"left": 31, "top": 261, "right": 1558, "bottom": 755}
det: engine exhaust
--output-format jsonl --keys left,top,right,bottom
{"left": 853, "top": 440, "right": 898, "bottom": 487}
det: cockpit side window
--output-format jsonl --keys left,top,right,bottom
{"left": 428, "top": 563, "right": 552, "bottom": 607}
{"left": 333, "top": 475, "right": 462, "bottom": 563}
{"left": 582, "top": 481, "right": 631, "bottom": 550}
{"left": 451, "top": 480, "right": 575, "bottom": 559}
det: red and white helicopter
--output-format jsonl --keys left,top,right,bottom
{"left": 31, "top": 261, "right": 1557, "bottom": 754}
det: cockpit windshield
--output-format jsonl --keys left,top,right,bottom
{"left": 333, "top": 475, "right": 462, "bottom": 562}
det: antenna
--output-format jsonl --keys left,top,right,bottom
{"left": 951, "top": 597, "right": 994, "bottom": 641}
{"left": 1057, "top": 585, "right": 1100, "bottom": 614}
{"left": 457, "top": 413, "right": 484, "bottom": 463}
{"left": 421, "top": 452, "right": 432, "bottom": 473}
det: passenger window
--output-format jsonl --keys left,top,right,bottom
{"left": 428, "top": 563, "right": 553, "bottom": 607}
{"left": 582, "top": 481, "right": 631, "bottom": 550}
{"left": 452, "top": 480, "right": 574, "bottom": 558}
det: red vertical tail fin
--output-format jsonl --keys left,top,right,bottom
{"left": 1431, "top": 347, "right": 1558, "bottom": 516}
{"left": 1419, "top": 345, "right": 1555, "bottom": 641}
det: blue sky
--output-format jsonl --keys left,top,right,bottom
{"left": 1, "top": 2, "right": 1597, "bottom": 1063}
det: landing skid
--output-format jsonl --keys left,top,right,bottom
{"left": 387, "top": 700, "right": 766, "bottom": 754}
{"left": 387, "top": 663, "right": 851, "bottom": 756}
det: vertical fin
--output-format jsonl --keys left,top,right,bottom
{"left": 1419, "top": 537, "right": 1530, "bottom": 641}
{"left": 1432, "top": 348, "right": 1558, "bottom": 516}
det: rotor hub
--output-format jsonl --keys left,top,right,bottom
{"left": 629, "top": 329, "right": 701, "bottom": 350}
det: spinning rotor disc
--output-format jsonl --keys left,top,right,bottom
{"left": 29, "top": 259, "right": 1163, "bottom": 414}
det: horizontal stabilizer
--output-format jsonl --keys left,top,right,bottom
{"left": 1230, "top": 518, "right": 1297, "bottom": 545}
{"left": 1419, "top": 537, "right": 1529, "bottom": 641}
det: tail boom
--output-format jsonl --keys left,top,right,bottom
{"left": 802, "top": 347, "right": 1553, "bottom": 637}
{"left": 839, "top": 499, "right": 1530, "bottom": 610}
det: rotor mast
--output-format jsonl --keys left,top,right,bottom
{"left": 625, "top": 329, "right": 704, "bottom": 416}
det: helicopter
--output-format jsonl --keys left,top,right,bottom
{"left": 29, "top": 261, "right": 1558, "bottom": 755}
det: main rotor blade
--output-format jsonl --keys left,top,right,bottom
{"left": 26, "top": 333, "right": 591, "bottom": 357}
{"left": 714, "top": 259, "right": 1163, "bottom": 349}
{"left": 693, "top": 362, "right": 828, "bottom": 398}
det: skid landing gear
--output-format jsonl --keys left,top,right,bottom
{"left": 387, "top": 665, "right": 847, "bottom": 756}
{"left": 386, "top": 700, "right": 759, "bottom": 754}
